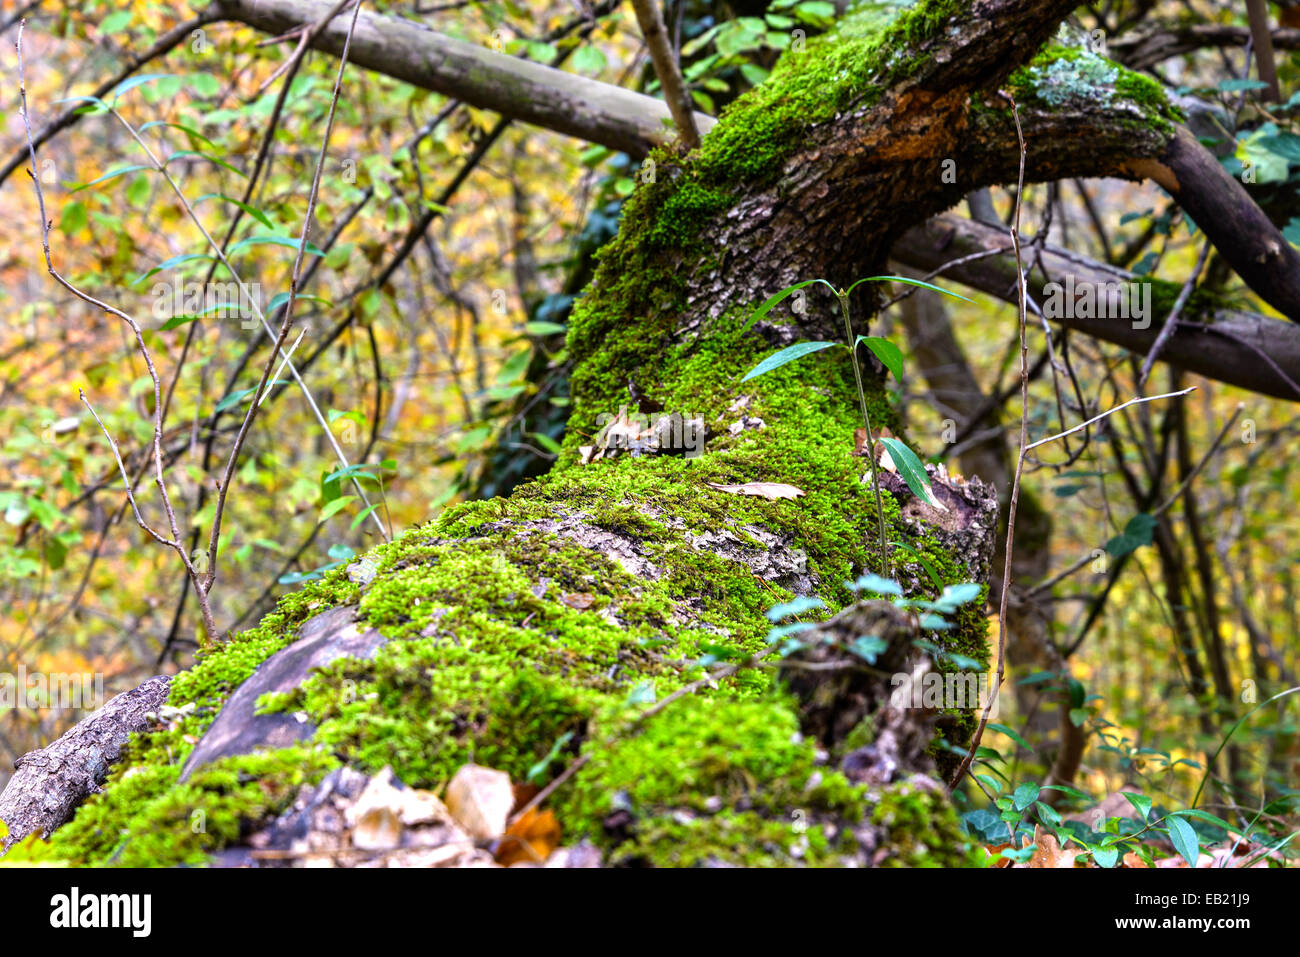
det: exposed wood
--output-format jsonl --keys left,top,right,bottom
{"left": 0, "top": 675, "right": 171, "bottom": 852}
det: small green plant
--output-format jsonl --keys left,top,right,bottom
{"left": 739, "top": 275, "right": 971, "bottom": 576}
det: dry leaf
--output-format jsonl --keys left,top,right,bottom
{"left": 495, "top": 808, "right": 562, "bottom": 867}
{"left": 1028, "top": 825, "right": 1086, "bottom": 868}
{"left": 706, "top": 481, "right": 805, "bottom": 500}
{"left": 561, "top": 592, "right": 595, "bottom": 610}
{"left": 445, "top": 764, "right": 515, "bottom": 840}
{"left": 1122, "top": 851, "right": 1149, "bottom": 868}
{"left": 852, "top": 427, "right": 898, "bottom": 472}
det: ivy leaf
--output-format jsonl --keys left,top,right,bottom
{"left": 1091, "top": 845, "right": 1120, "bottom": 869}
{"left": 845, "top": 573, "right": 902, "bottom": 595}
{"left": 1122, "top": 792, "right": 1153, "bottom": 822}
{"left": 766, "top": 596, "right": 825, "bottom": 621}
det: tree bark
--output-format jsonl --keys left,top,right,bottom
{"left": 0, "top": 676, "right": 171, "bottom": 851}
{"left": 892, "top": 213, "right": 1300, "bottom": 401}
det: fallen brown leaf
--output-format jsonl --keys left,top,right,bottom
{"left": 1028, "top": 825, "right": 1086, "bottom": 868}
{"left": 495, "top": 808, "right": 562, "bottom": 867}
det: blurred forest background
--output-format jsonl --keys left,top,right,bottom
{"left": 0, "top": 0, "right": 1296, "bottom": 845}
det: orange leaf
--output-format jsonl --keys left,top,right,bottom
{"left": 495, "top": 808, "right": 562, "bottom": 867}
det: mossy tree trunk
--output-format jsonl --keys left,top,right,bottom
{"left": 5, "top": 0, "right": 1296, "bottom": 866}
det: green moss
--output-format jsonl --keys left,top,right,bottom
{"left": 870, "top": 780, "right": 981, "bottom": 867}
{"left": 10, "top": 744, "right": 336, "bottom": 867}
{"left": 14, "top": 0, "right": 998, "bottom": 869}
{"left": 1006, "top": 45, "right": 1183, "bottom": 135}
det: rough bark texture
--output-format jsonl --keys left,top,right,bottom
{"left": 0, "top": 676, "right": 171, "bottom": 850}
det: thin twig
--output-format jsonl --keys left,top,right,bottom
{"left": 16, "top": 21, "right": 220, "bottom": 641}
{"left": 1138, "top": 240, "right": 1211, "bottom": 387}
{"left": 949, "top": 89, "right": 1027, "bottom": 793}
{"left": 1028, "top": 403, "right": 1242, "bottom": 599}
{"left": 1024, "top": 387, "right": 1196, "bottom": 453}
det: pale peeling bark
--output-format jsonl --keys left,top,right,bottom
{"left": 0, "top": 676, "right": 171, "bottom": 850}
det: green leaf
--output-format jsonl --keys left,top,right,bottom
{"left": 1104, "top": 513, "right": 1157, "bottom": 558}
{"left": 1165, "top": 815, "right": 1200, "bottom": 868}
{"left": 1012, "top": 782, "right": 1040, "bottom": 811}
{"left": 108, "top": 74, "right": 174, "bottom": 101}
{"left": 349, "top": 503, "right": 379, "bottom": 531}
{"left": 845, "top": 274, "right": 974, "bottom": 303}
{"left": 131, "top": 253, "right": 217, "bottom": 286}
{"left": 97, "top": 10, "right": 134, "bottom": 35}
{"left": 1216, "top": 78, "right": 1270, "bottom": 93}
{"left": 495, "top": 346, "right": 532, "bottom": 385}
{"left": 740, "top": 340, "right": 839, "bottom": 381}
{"left": 739, "top": 279, "right": 834, "bottom": 332}
{"left": 1091, "top": 845, "right": 1119, "bottom": 868}
{"left": 60, "top": 201, "right": 87, "bottom": 235}
{"left": 878, "top": 437, "right": 945, "bottom": 511}
{"left": 227, "top": 235, "right": 326, "bottom": 258}
{"left": 524, "top": 321, "right": 566, "bottom": 336}
{"left": 766, "top": 596, "right": 825, "bottom": 621}
{"left": 987, "top": 723, "right": 1032, "bottom": 752}
{"left": 194, "top": 193, "right": 275, "bottom": 230}
{"left": 318, "top": 495, "right": 357, "bottom": 523}
{"left": 1256, "top": 133, "right": 1300, "bottom": 164}
{"left": 267, "top": 291, "right": 331, "bottom": 314}
{"left": 571, "top": 45, "right": 606, "bottom": 74}
{"left": 845, "top": 573, "right": 902, "bottom": 595}
{"left": 140, "top": 121, "right": 217, "bottom": 150}
{"left": 214, "top": 387, "right": 258, "bottom": 412}
{"left": 164, "top": 150, "right": 246, "bottom": 178}
{"left": 72, "top": 165, "right": 153, "bottom": 192}
{"left": 855, "top": 335, "right": 905, "bottom": 380}
{"left": 1122, "top": 792, "right": 1152, "bottom": 822}
{"left": 323, "top": 465, "right": 379, "bottom": 486}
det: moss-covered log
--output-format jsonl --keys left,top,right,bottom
{"left": 1, "top": 0, "right": 1256, "bottom": 867}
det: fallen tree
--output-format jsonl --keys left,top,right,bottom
{"left": 3, "top": 0, "right": 1297, "bottom": 865}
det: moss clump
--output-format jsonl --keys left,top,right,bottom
{"left": 1006, "top": 46, "right": 1184, "bottom": 135}
{"left": 870, "top": 780, "right": 982, "bottom": 867}
{"left": 10, "top": 745, "right": 337, "bottom": 867}
{"left": 564, "top": 0, "right": 977, "bottom": 420}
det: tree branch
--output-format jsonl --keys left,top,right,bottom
{"left": 891, "top": 213, "right": 1300, "bottom": 401}
{"left": 212, "top": 0, "right": 714, "bottom": 156}
{"left": 0, "top": 676, "right": 172, "bottom": 852}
